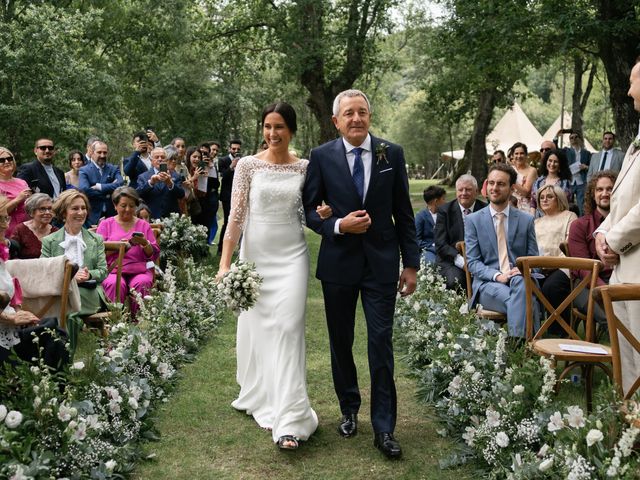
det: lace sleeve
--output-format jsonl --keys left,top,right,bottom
{"left": 224, "top": 157, "right": 253, "bottom": 245}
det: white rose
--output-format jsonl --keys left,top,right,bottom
{"left": 512, "top": 385, "right": 525, "bottom": 395}
{"left": 0, "top": 404, "right": 7, "bottom": 422}
{"left": 105, "top": 459, "right": 117, "bottom": 472}
{"left": 586, "top": 428, "right": 604, "bottom": 446}
{"left": 495, "top": 431, "right": 509, "bottom": 448}
{"left": 71, "top": 361, "right": 85, "bottom": 371}
{"left": 539, "top": 457, "right": 554, "bottom": 472}
{"left": 5, "top": 410, "right": 23, "bottom": 429}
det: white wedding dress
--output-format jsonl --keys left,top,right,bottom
{"left": 226, "top": 156, "right": 318, "bottom": 442}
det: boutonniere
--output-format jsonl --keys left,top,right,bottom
{"left": 376, "top": 142, "right": 389, "bottom": 165}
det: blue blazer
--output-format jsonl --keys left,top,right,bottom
{"left": 464, "top": 206, "right": 538, "bottom": 307}
{"left": 79, "top": 162, "right": 124, "bottom": 226}
{"left": 415, "top": 209, "right": 436, "bottom": 254}
{"left": 136, "top": 168, "right": 185, "bottom": 219}
{"left": 563, "top": 147, "right": 591, "bottom": 183}
{"left": 123, "top": 151, "right": 150, "bottom": 187}
{"left": 303, "top": 135, "right": 420, "bottom": 285}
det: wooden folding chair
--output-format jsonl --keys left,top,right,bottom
{"left": 517, "top": 256, "right": 612, "bottom": 411}
{"left": 592, "top": 284, "right": 640, "bottom": 400}
{"left": 456, "top": 241, "right": 506, "bottom": 323}
{"left": 83, "top": 240, "right": 128, "bottom": 336}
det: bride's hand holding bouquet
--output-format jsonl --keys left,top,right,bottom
{"left": 216, "top": 261, "right": 263, "bottom": 313}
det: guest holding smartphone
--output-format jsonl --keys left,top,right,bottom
{"left": 96, "top": 187, "right": 159, "bottom": 318}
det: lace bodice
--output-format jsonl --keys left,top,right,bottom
{"left": 225, "top": 156, "right": 308, "bottom": 245}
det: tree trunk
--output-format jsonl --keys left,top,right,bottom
{"left": 570, "top": 55, "right": 596, "bottom": 134}
{"left": 596, "top": 0, "right": 640, "bottom": 149}
{"left": 469, "top": 88, "right": 497, "bottom": 183}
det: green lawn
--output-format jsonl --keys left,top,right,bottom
{"left": 132, "top": 210, "right": 472, "bottom": 480}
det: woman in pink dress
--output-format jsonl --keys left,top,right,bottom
{"left": 96, "top": 186, "right": 159, "bottom": 317}
{"left": 0, "top": 147, "right": 31, "bottom": 237}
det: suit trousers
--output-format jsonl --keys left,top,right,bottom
{"left": 437, "top": 260, "right": 466, "bottom": 291}
{"left": 477, "top": 275, "right": 539, "bottom": 338}
{"left": 217, "top": 199, "right": 231, "bottom": 254}
{"left": 321, "top": 263, "right": 398, "bottom": 434}
{"left": 610, "top": 270, "right": 640, "bottom": 395}
{"left": 574, "top": 184, "right": 585, "bottom": 216}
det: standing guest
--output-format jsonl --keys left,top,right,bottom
{"left": 530, "top": 149, "right": 573, "bottom": 216}
{"left": 568, "top": 171, "right": 617, "bottom": 326}
{"left": 435, "top": 174, "right": 486, "bottom": 290}
{"left": 510, "top": 142, "right": 537, "bottom": 213}
{"left": 415, "top": 185, "right": 446, "bottom": 264}
{"left": 465, "top": 163, "right": 539, "bottom": 339}
{"left": 84, "top": 136, "right": 100, "bottom": 164}
{"left": 41, "top": 190, "right": 108, "bottom": 352}
{"left": 78, "top": 141, "right": 124, "bottom": 226}
{"left": 0, "top": 147, "right": 31, "bottom": 237}
{"left": 587, "top": 131, "right": 624, "bottom": 182}
{"left": 96, "top": 187, "right": 159, "bottom": 318}
{"left": 183, "top": 147, "right": 212, "bottom": 226}
{"left": 204, "top": 141, "right": 221, "bottom": 245}
{"left": 65, "top": 150, "right": 85, "bottom": 189}
{"left": 481, "top": 150, "right": 506, "bottom": 197}
{"left": 303, "top": 89, "right": 419, "bottom": 459}
{"left": 171, "top": 137, "right": 187, "bottom": 163}
{"left": 17, "top": 138, "right": 66, "bottom": 200}
{"left": 136, "top": 147, "right": 185, "bottom": 219}
{"left": 554, "top": 129, "right": 591, "bottom": 215}
{"left": 11, "top": 193, "right": 57, "bottom": 259}
{"left": 217, "top": 139, "right": 242, "bottom": 255}
{"left": 123, "top": 132, "right": 152, "bottom": 187}
{"left": 0, "top": 196, "right": 68, "bottom": 370}
{"left": 595, "top": 60, "right": 640, "bottom": 396}
{"left": 136, "top": 203, "right": 152, "bottom": 222}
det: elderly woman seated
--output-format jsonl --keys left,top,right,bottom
{"left": 41, "top": 190, "right": 107, "bottom": 351}
{"left": 11, "top": 193, "right": 58, "bottom": 259}
{"left": 96, "top": 187, "right": 159, "bottom": 317}
{"left": 0, "top": 196, "right": 68, "bottom": 369}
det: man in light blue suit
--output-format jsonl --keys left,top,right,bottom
{"left": 79, "top": 140, "right": 124, "bottom": 226}
{"left": 465, "top": 163, "right": 539, "bottom": 338}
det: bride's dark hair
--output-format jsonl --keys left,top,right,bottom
{"left": 262, "top": 102, "right": 297, "bottom": 134}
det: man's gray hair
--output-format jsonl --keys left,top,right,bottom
{"left": 164, "top": 145, "right": 179, "bottom": 161}
{"left": 86, "top": 136, "right": 100, "bottom": 148}
{"left": 91, "top": 140, "right": 108, "bottom": 151}
{"left": 25, "top": 193, "right": 53, "bottom": 216}
{"left": 332, "top": 89, "right": 372, "bottom": 116}
{"left": 455, "top": 174, "right": 478, "bottom": 190}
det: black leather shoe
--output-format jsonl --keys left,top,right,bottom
{"left": 374, "top": 432, "right": 402, "bottom": 459}
{"left": 338, "top": 413, "right": 357, "bottom": 437}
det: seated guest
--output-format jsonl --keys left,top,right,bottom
{"left": 0, "top": 196, "right": 68, "bottom": 370}
{"left": 481, "top": 150, "right": 506, "bottom": 197}
{"left": 568, "top": 171, "right": 617, "bottom": 326}
{"left": 11, "top": 194, "right": 57, "bottom": 259}
{"left": 136, "top": 147, "right": 185, "bottom": 219}
{"left": 65, "top": 150, "right": 85, "bottom": 189}
{"left": 465, "top": 164, "right": 539, "bottom": 338}
{"left": 415, "top": 185, "right": 446, "bottom": 264}
{"left": 534, "top": 185, "right": 577, "bottom": 327}
{"left": 41, "top": 190, "right": 108, "bottom": 352}
{"left": 435, "top": 174, "right": 486, "bottom": 290}
{"left": 0, "top": 147, "right": 32, "bottom": 237}
{"left": 530, "top": 149, "right": 573, "bottom": 216}
{"left": 136, "top": 203, "right": 153, "bottom": 223}
{"left": 78, "top": 140, "right": 124, "bottom": 226}
{"left": 96, "top": 187, "right": 159, "bottom": 318}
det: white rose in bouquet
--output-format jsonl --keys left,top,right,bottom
{"left": 219, "top": 261, "right": 263, "bottom": 312}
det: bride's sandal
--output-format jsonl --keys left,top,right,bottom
{"left": 277, "top": 435, "right": 299, "bottom": 450}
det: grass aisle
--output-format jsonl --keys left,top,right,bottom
{"left": 134, "top": 217, "right": 471, "bottom": 479}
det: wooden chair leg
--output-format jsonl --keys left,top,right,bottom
{"left": 585, "top": 365, "right": 594, "bottom": 413}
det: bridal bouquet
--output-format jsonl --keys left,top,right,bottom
{"left": 217, "top": 261, "right": 263, "bottom": 312}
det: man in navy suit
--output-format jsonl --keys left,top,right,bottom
{"left": 136, "top": 147, "right": 185, "bottom": 219}
{"left": 415, "top": 185, "right": 446, "bottom": 264}
{"left": 79, "top": 141, "right": 124, "bottom": 226}
{"left": 17, "top": 138, "right": 66, "bottom": 199}
{"left": 555, "top": 129, "right": 591, "bottom": 215}
{"left": 303, "top": 89, "right": 419, "bottom": 459}
{"left": 465, "top": 163, "right": 539, "bottom": 338}
{"left": 123, "top": 131, "right": 152, "bottom": 187}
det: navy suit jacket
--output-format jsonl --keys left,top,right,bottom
{"left": 415, "top": 209, "right": 436, "bottom": 254}
{"left": 218, "top": 153, "right": 235, "bottom": 203}
{"left": 136, "top": 168, "right": 185, "bottom": 219}
{"left": 563, "top": 147, "right": 591, "bottom": 183}
{"left": 464, "top": 206, "right": 538, "bottom": 307}
{"left": 17, "top": 160, "right": 66, "bottom": 198}
{"left": 79, "top": 162, "right": 124, "bottom": 226}
{"left": 435, "top": 199, "right": 486, "bottom": 265}
{"left": 303, "top": 135, "right": 420, "bottom": 285}
{"left": 123, "top": 151, "right": 150, "bottom": 187}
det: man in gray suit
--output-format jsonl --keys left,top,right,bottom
{"left": 587, "top": 131, "right": 624, "bottom": 182}
{"left": 465, "top": 163, "right": 539, "bottom": 338}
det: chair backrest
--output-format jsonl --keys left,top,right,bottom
{"left": 103, "top": 241, "right": 128, "bottom": 304}
{"left": 456, "top": 241, "right": 473, "bottom": 300}
{"left": 593, "top": 284, "right": 640, "bottom": 399}
{"left": 5, "top": 257, "right": 79, "bottom": 329}
{"left": 559, "top": 241, "right": 570, "bottom": 257}
{"left": 516, "top": 256, "right": 602, "bottom": 341}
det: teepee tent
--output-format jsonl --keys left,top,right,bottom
{"left": 542, "top": 112, "right": 596, "bottom": 152}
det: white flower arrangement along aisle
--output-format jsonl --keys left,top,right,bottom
{"left": 0, "top": 230, "right": 223, "bottom": 479}
{"left": 394, "top": 263, "right": 640, "bottom": 479}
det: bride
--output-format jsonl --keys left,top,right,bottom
{"left": 216, "top": 102, "right": 330, "bottom": 450}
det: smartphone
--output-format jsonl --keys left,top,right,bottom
{"left": 159, "top": 163, "right": 168, "bottom": 173}
{"left": 198, "top": 159, "right": 206, "bottom": 170}
{"left": 131, "top": 232, "right": 144, "bottom": 238}
{"left": 145, "top": 125, "right": 155, "bottom": 132}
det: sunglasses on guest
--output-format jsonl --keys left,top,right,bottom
{"left": 0, "top": 156, "right": 15, "bottom": 164}
{"left": 37, "top": 145, "right": 55, "bottom": 151}
{"left": 540, "top": 148, "right": 552, "bottom": 153}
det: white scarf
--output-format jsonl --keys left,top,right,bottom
{"left": 59, "top": 231, "right": 87, "bottom": 268}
